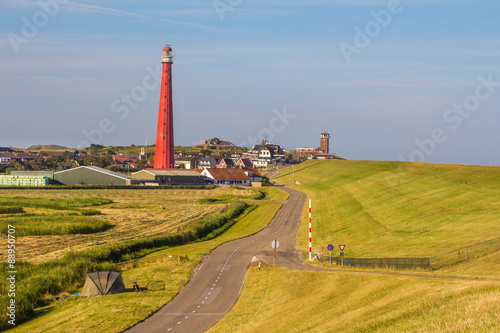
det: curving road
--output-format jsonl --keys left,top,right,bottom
{"left": 126, "top": 186, "right": 316, "bottom": 333}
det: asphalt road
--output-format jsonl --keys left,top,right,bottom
{"left": 126, "top": 186, "right": 317, "bottom": 333}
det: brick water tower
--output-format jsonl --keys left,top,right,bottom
{"left": 154, "top": 45, "right": 175, "bottom": 169}
{"left": 319, "top": 132, "right": 330, "bottom": 154}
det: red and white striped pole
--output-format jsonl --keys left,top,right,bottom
{"left": 309, "top": 199, "right": 312, "bottom": 261}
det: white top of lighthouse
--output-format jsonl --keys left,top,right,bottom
{"left": 162, "top": 45, "right": 174, "bottom": 63}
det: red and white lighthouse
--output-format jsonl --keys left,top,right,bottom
{"left": 154, "top": 45, "right": 175, "bottom": 169}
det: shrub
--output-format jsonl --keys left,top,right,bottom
{"left": 0, "top": 206, "right": 23, "bottom": 214}
{"left": 0, "top": 216, "right": 110, "bottom": 236}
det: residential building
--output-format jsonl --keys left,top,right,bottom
{"left": 216, "top": 158, "right": 235, "bottom": 169}
{"left": 236, "top": 157, "right": 253, "bottom": 169}
{"left": 242, "top": 167, "right": 263, "bottom": 183}
{"left": 198, "top": 157, "right": 217, "bottom": 169}
{"left": 112, "top": 155, "right": 137, "bottom": 168}
{"left": 0, "top": 152, "right": 16, "bottom": 164}
{"left": 175, "top": 157, "right": 197, "bottom": 169}
{"left": 247, "top": 140, "right": 285, "bottom": 168}
{"left": 15, "top": 153, "right": 36, "bottom": 163}
{"left": 198, "top": 168, "right": 251, "bottom": 186}
{"left": 228, "top": 153, "right": 242, "bottom": 163}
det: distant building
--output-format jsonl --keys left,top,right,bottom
{"left": 112, "top": 155, "right": 137, "bottom": 168}
{"left": 236, "top": 157, "right": 253, "bottom": 168}
{"left": 72, "top": 150, "right": 87, "bottom": 158}
{"left": 11, "top": 171, "right": 54, "bottom": 183}
{"left": 247, "top": 140, "right": 285, "bottom": 168}
{"left": 0, "top": 152, "right": 17, "bottom": 165}
{"left": 296, "top": 147, "right": 315, "bottom": 154}
{"left": 227, "top": 153, "right": 243, "bottom": 163}
{"left": 198, "top": 168, "right": 251, "bottom": 186}
{"left": 194, "top": 137, "right": 242, "bottom": 150}
{"left": 54, "top": 166, "right": 133, "bottom": 185}
{"left": 0, "top": 175, "right": 50, "bottom": 186}
{"left": 15, "top": 153, "right": 35, "bottom": 163}
{"left": 198, "top": 157, "right": 217, "bottom": 169}
{"left": 131, "top": 169, "right": 205, "bottom": 185}
{"left": 297, "top": 132, "right": 332, "bottom": 156}
{"left": 241, "top": 167, "right": 263, "bottom": 183}
{"left": 175, "top": 157, "right": 197, "bottom": 169}
{"left": 216, "top": 158, "right": 235, "bottom": 169}
{"left": 316, "top": 132, "right": 330, "bottom": 154}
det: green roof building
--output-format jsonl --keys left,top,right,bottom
{"left": 54, "top": 166, "right": 132, "bottom": 186}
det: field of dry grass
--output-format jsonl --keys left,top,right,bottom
{"left": 0, "top": 187, "right": 253, "bottom": 263}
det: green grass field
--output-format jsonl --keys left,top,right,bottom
{"left": 209, "top": 267, "right": 500, "bottom": 333}
{"left": 208, "top": 160, "right": 500, "bottom": 332}
{"left": 273, "top": 160, "right": 500, "bottom": 258}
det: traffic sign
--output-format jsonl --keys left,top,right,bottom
{"left": 327, "top": 244, "right": 334, "bottom": 251}
{"left": 339, "top": 245, "right": 346, "bottom": 251}
{"left": 271, "top": 240, "right": 280, "bottom": 249}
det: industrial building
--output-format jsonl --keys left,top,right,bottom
{"left": 0, "top": 174, "right": 50, "bottom": 186}
{"left": 10, "top": 170, "right": 55, "bottom": 181}
{"left": 131, "top": 169, "right": 205, "bottom": 186}
{"left": 54, "top": 166, "right": 133, "bottom": 185}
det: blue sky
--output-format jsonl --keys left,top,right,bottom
{"left": 1, "top": 0, "right": 499, "bottom": 165}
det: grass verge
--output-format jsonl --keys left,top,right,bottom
{"left": 209, "top": 267, "right": 500, "bottom": 333}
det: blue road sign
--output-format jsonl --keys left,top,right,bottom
{"left": 327, "top": 244, "right": 334, "bottom": 251}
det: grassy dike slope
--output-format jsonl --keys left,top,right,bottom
{"left": 209, "top": 160, "right": 500, "bottom": 332}
{"left": 279, "top": 160, "right": 500, "bottom": 257}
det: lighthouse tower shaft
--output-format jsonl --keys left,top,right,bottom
{"left": 154, "top": 46, "right": 174, "bottom": 169}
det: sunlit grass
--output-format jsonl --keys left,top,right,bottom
{"left": 272, "top": 160, "right": 500, "bottom": 258}
{"left": 209, "top": 267, "right": 500, "bottom": 333}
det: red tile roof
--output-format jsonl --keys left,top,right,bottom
{"left": 204, "top": 168, "right": 250, "bottom": 181}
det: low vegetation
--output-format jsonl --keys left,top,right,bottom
{"left": 3, "top": 192, "right": 283, "bottom": 332}
{"left": 0, "top": 188, "right": 232, "bottom": 263}
{"left": 0, "top": 216, "right": 110, "bottom": 236}
{"left": 209, "top": 267, "right": 500, "bottom": 333}
{"left": 0, "top": 207, "right": 23, "bottom": 214}
{"left": 0, "top": 197, "right": 113, "bottom": 211}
